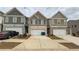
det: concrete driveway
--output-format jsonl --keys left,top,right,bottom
{"left": 58, "top": 35, "right": 79, "bottom": 46}
{"left": 13, "top": 36, "right": 68, "bottom": 51}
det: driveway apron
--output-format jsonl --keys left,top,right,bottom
{"left": 13, "top": 36, "right": 68, "bottom": 50}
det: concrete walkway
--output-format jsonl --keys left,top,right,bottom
{"left": 13, "top": 36, "right": 68, "bottom": 51}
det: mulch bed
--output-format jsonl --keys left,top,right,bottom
{"left": 48, "top": 35, "right": 63, "bottom": 40}
{"left": 0, "top": 42, "right": 21, "bottom": 49}
{"left": 12, "top": 35, "right": 30, "bottom": 39}
{"left": 60, "top": 43, "right": 79, "bottom": 49}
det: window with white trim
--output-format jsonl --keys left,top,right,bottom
{"left": 17, "top": 17, "right": 21, "bottom": 23}
{"left": 13, "top": 17, "right": 17, "bottom": 23}
{"left": 4, "top": 17, "right": 8, "bottom": 23}
{"left": 8, "top": 17, "right": 13, "bottom": 23}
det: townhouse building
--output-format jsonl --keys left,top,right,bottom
{"left": 68, "top": 20, "right": 79, "bottom": 36}
{"left": 0, "top": 8, "right": 68, "bottom": 36}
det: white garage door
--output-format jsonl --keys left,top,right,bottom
{"left": 31, "top": 30, "right": 46, "bottom": 36}
{"left": 6, "top": 28, "right": 23, "bottom": 34}
{"left": 53, "top": 29, "right": 66, "bottom": 36}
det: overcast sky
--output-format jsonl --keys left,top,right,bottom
{"left": 0, "top": 7, "right": 79, "bottom": 20}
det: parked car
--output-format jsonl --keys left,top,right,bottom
{"left": 3, "top": 31, "right": 19, "bottom": 37}
{"left": 0, "top": 31, "right": 11, "bottom": 39}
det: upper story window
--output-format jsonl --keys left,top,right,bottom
{"left": 13, "top": 17, "right": 17, "bottom": 23}
{"left": 61, "top": 19, "right": 64, "bottom": 24}
{"left": 31, "top": 19, "right": 36, "bottom": 25}
{"left": 35, "top": 20, "right": 38, "bottom": 24}
{"left": 4, "top": 17, "right": 8, "bottom": 23}
{"left": 54, "top": 19, "right": 57, "bottom": 24}
{"left": 8, "top": 17, "right": 13, "bottom": 23}
{"left": 58, "top": 21, "right": 60, "bottom": 24}
{"left": 17, "top": 17, "right": 21, "bottom": 23}
{"left": 31, "top": 20, "right": 33, "bottom": 24}
{"left": 44, "top": 20, "right": 46, "bottom": 25}
{"left": 38, "top": 19, "right": 41, "bottom": 24}
{"left": 74, "top": 25, "right": 77, "bottom": 28}
{"left": 72, "top": 25, "right": 73, "bottom": 28}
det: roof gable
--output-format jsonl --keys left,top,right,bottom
{"left": 6, "top": 8, "right": 24, "bottom": 16}
{"left": 52, "top": 11, "right": 67, "bottom": 18}
{"left": 30, "top": 11, "right": 47, "bottom": 19}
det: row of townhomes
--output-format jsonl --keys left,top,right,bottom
{"left": 0, "top": 7, "right": 75, "bottom": 36}
{"left": 67, "top": 20, "right": 79, "bottom": 37}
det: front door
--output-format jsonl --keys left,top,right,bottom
{"left": 25, "top": 26, "right": 28, "bottom": 34}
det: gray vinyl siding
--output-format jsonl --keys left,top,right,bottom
{"left": 67, "top": 20, "right": 79, "bottom": 36}
{"left": 30, "top": 19, "right": 47, "bottom": 25}
{"left": 50, "top": 18, "right": 67, "bottom": 26}
{"left": 4, "top": 15, "right": 26, "bottom": 24}
{"left": 29, "top": 11, "right": 47, "bottom": 26}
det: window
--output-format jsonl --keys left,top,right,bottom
{"left": 31, "top": 20, "right": 33, "bottom": 24}
{"left": 54, "top": 19, "right": 57, "bottom": 24}
{"left": 8, "top": 17, "right": 13, "bottom": 23}
{"left": 33, "top": 20, "right": 35, "bottom": 25}
{"left": 74, "top": 25, "right": 77, "bottom": 27}
{"left": 72, "top": 25, "right": 73, "bottom": 28}
{"left": 4, "top": 17, "right": 8, "bottom": 23}
{"left": 35, "top": 20, "right": 38, "bottom": 24}
{"left": 61, "top": 19, "right": 64, "bottom": 24}
{"left": 13, "top": 17, "right": 17, "bottom": 23}
{"left": 17, "top": 17, "right": 21, "bottom": 23}
{"left": 21, "top": 17, "right": 24, "bottom": 23}
{"left": 38, "top": 20, "right": 41, "bottom": 24}
{"left": 44, "top": 20, "right": 46, "bottom": 25}
{"left": 31, "top": 19, "right": 35, "bottom": 25}
{"left": 58, "top": 22, "right": 60, "bottom": 24}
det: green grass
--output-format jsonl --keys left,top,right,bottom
{"left": 48, "top": 35, "right": 63, "bottom": 40}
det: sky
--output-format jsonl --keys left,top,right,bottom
{"left": 0, "top": 7, "right": 79, "bottom": 20}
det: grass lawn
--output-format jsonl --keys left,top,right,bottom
{"left": 48, "top": 35, "right": 63, "bottom": 40}
{"left": 0, "top": 42, "right": 21, "bottom": 49}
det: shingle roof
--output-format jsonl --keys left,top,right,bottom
{"left": 30, "top": 11, "right": 47, "bottom": 19}
{"left": 51, "top": 11, "right": 67, "bottom": 19}
{"left": 6, "top": 8, "right": 25, "bottom": 16}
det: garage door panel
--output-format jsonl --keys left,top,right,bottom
{"left": 31, "top": 30, "right": 46, "bottom": 36}
{"left": 6, "top": 28, "right": 23, "bottom": 34}
{"left": 53, "top": 29, "right": 66, "bottom": 36}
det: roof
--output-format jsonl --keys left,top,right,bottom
{"left": 0, "top": 8, "right": 68, "bottom": 19}
{"left": 30, "top": 11, "right": 47, "bottom": 19}
{"left": 6, "top": 8, "right": 25, "bottom": 16}
{"left": 68, "top": 20, "right": 79, "bottom": 24}
{"left": 51, "top": 11, "right": 67, "bottom": 19}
